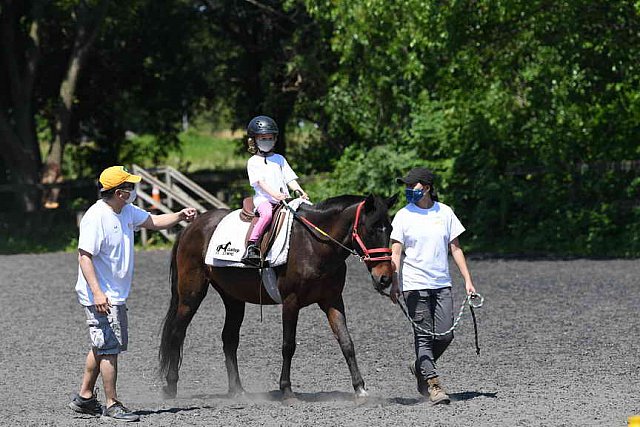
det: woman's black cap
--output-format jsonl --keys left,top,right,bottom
{"left": 396, "top": 167, "right": 434, "bottom": 185}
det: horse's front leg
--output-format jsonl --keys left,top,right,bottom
{"left": 279, "top": 296, "right": 300, "bottom": 401}
{"left": 318, "top": 295, "right": 368, "bottom": 403}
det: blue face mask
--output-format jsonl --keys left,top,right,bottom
{"left": 405, "top": 188, "right": 424, "bottom": 204}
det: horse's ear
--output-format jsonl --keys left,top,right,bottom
{"left": 386, "top": 193, "right": 399, "bottom": 209}
{"left": 364, "top": 193, "right": 376, "bottom": 212}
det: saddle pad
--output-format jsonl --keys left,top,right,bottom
{"left": 204, "top": 198, "right": 311, "bottom": 268}
{"left": 204, "top": 209, "right": 249, "bottom": 263}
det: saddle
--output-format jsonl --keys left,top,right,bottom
{"left": 240, "top": 197, "right": 287, "bottom": 256}
{"left": 205, "top": 197, "right": 310, "bottom": 269}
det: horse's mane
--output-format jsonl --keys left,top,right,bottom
{"left": 302, "top": 195, "right": 365, "bottom": 216}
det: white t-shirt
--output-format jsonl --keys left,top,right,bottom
{"left": 247, "top": 153, "right": 298, "bottom": 206}
{"left": 75, "top": 200, "right": 150, "bottom": 306}
{"left": 390, "top": 201, "right": 465, "bottom": 291}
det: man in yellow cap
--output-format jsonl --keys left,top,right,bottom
{"left": 69, "top": 166, "right": 197, "bottom": 422}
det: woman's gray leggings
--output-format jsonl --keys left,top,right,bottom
{"left": 404, "top": 287, "right": 454, "bottom": 380}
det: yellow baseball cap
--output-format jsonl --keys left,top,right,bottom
{"left": 99, "top": 166, "right": 141, "bottom": 191}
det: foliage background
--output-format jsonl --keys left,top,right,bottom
{"left": 1, "top": 0, "right": 638, "bottom": 256}
{"left": 299, "top": 0, "right": 640, "bottom": 257}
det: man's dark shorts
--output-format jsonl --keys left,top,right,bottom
{"left": 84, "top": 304, "right": 128, "bottom": 355}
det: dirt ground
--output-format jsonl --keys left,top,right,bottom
{"left": 0, "top": 251, "right": 638, "bottom": 426}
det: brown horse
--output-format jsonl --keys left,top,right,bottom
{"left": 159, "top": 194, "right": 397, "bottom": 402}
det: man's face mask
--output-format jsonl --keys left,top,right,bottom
{"left": 121, "top": 188, "right": 137, "bottom": 204}
{"left": 256, "top": 136, "right": 276, "bottom": 153}
{"left": 405, "top": 188, "right": 424, "bottom": 204}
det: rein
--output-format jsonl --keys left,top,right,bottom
{"left": 282, "top": 199, "right": 391, "bottom": 264}
{"left": 381, "top": 288, "right": 484, "bottom": 355}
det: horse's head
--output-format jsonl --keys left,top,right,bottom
{"left": 352, "top": 193, "right": 398, "bottom": 294}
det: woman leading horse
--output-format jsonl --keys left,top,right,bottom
{"left": 159, "top": 194, "right": 397, "bottom": 402}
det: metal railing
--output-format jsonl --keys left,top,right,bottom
{"left": 131, "top": 164, "right": 229, "bottom": 245}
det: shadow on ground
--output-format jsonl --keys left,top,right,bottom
{"left": 136, "top": 406, "right": 211, "bottom": 416}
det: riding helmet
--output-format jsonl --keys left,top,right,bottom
{"left": 247, "top": 115, "right": 279, "bottom": 138}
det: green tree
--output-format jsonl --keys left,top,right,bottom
{"left": 1, "top": 0, "right": 47, "bottom": 211}
{"left": 198, "top": 0, "right": 335, "bottom": 155}
{"left": 0, "top": 0, "right": 226, "bottom": 210}
{"left": 304, "top": 0, "right": 640, "bottom": 256}
{"left": 42, "top": 0, "right": 109, "bottom": 191}
{"left": 68, "top": 0, "right": 226, "bottom": 171}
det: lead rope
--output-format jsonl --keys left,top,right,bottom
{"left": 386, "top": 290, "right": 484, "bottom": 355}
{"left": 258, "top": 267, "right": 263, "bottom": 322}
{"left": 470, "top": 301, "right": 480, "bottom": 355}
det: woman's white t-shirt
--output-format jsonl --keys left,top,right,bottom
{"left": 390, "top": 201, "right": 465, "bottom": 291}
{"left": 247, "top": 153, "right": 298, "bottom": 206}
{"left": 75, "top": 200, "right": 150, "bottom": 306}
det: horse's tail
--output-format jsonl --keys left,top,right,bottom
{"left": 159, "top": 228, "right": 184, "bottom": 379}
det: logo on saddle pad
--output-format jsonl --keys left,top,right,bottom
{"left": 216, "top": 241, "right": 240, "bottom": 256}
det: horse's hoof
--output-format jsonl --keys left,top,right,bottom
{"left": 354, "top": 388, "right": 369, "bottom": 405}
{"left": 282, "top": 396, "right": 298, "bottom": 405}
{"left": 281, "top": 390, "right": 297, "bottom": 405}
{"left": 227, "top": 389, "right": 247, "bottom": 399}
{"left": 162, "top": 384, "right": 177, "bottom": 399}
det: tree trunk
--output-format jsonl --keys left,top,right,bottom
{"left": 0, "top": 1, "right": 45, "bottom": 211}
{"left": 0, "top": 112, "right": 41, "bottom": 211}
{"left": 43, "top": 0, "right": 110, "bottom": 194}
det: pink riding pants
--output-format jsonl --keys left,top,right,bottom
{"left": 249, "top": 201, "right": 275, "bottom": 242}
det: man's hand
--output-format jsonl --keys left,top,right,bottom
{"left": 94, "top": 291, "right": 112, "bottom": 314}
{"left": 179, "top": 207, "right": 198, "bottom": 222}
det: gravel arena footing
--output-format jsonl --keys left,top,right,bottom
{"left": 0, "top": 251, "right": 638, "bottom": 426}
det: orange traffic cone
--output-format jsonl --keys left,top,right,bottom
{"left": 151, "top": 185, "right": 161, "bottom": 209}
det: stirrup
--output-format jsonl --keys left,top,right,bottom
{"left": 241, "top": 245, "right": 262, "bottom": 266}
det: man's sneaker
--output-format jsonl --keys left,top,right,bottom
{"left": 101, "top": 401, "right": 140, "bottom": 422}
{"left": 408, "top": 362, "right": 429, "bottom": 397}
{"left": 427, "top": 377, "right": 451, "bottom": 405}
{"left": 69, "top": 392, "right": 103, "bottom": 416}
{"left": 241, "top": 244, "right": 261, "bottom": 266}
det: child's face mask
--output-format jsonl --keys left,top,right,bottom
{"left": 256, "top": 135, "right": 276, "bottom": 152}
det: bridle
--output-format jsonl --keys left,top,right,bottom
{"left": 283, "top": 199, "right": 392, "bottom": 264}
{"left": 351, "top": 200, "right": 392, "bottom": 263}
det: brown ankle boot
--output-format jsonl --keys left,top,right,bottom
{"left": 427, "top": 377, "right": 450, "bottom": 405}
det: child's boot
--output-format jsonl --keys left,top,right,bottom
{"left": 241, "top": 242, "right": 261, "bottom": 265}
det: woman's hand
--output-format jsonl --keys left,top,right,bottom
{"left": 274, "top": 193, "right": 288, "bottom": 201}
{"left": 465, "top": 280, "right": 476, "bottom": 295}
